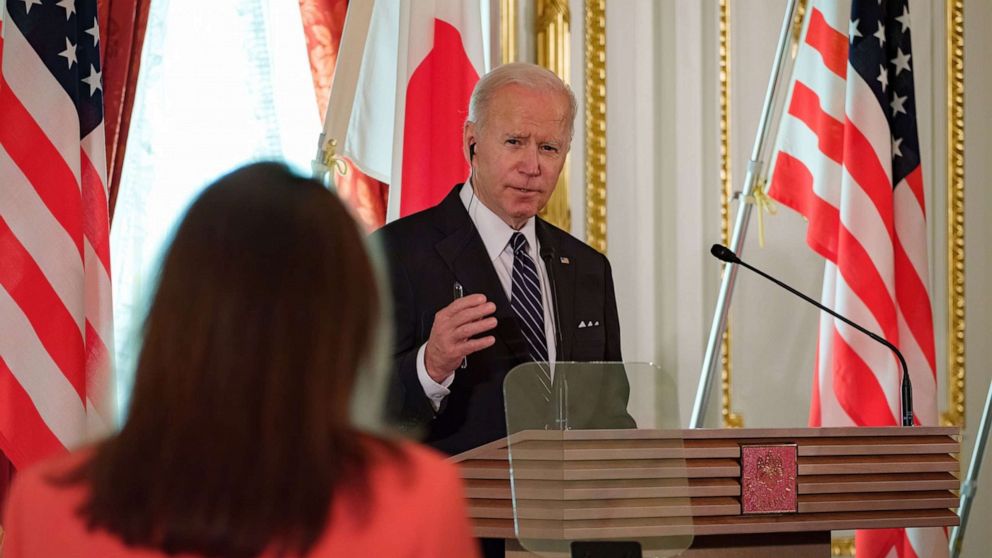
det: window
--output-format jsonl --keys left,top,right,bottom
{"left": 110, "top": 0, "right": 319, "bottom": 415}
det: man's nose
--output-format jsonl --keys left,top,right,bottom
{"left": 518, "top": 146, "right": 541, "bottom": 176}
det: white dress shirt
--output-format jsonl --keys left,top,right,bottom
{"left": 417, "top": 181, "right": 558, "bottom": 411}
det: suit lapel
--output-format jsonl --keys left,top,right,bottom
{"left": 434, "top": 186, "right": 529, "bottom": 362}
{"left": 537, "top": 219, "right": 576, "bottom": 361}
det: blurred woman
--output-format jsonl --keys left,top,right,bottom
{"left": 1, "top": 163, "right": 479, "bottom": 558}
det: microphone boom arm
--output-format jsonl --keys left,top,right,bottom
{"left": 714, "top": 245, "right": 914, "bottom": 427}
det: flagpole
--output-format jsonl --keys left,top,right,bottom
{"left": 690, "top": 0, "right": 801, "bottom": 428}
{"left": 950, "top": 378, "right": 992, "bottom": 557}
{"left": 312, "top": 0, "right": 376, "bottom": 187}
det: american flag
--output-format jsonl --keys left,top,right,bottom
{"left": 767, "top": 0, "right": 943, "bottom": 556}
{"left": 0, "top": 0, "right": 115, "bottom": 472}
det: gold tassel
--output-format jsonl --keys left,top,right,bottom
{"left": 323, "top": 138, "right": 349, "bottom": 176}
{"left": 746, "top": 182, "right": 778, "bottom": 248}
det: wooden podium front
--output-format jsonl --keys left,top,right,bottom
{"left": 450, "top": 427, "right": 960, "bottom": 557}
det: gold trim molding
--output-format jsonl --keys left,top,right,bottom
{"left": 500, "top": 0, "right": 518, "bottom": 63}
{"left": 941, "top": 0, "right": 966, "bottom": 428}
{"left": 585, "top": 0, "right": 607, "bottom": 254}
{"left": 718, "top": 0, "right": 742, "bottom": 428}
{"left": 831, "top": 536, "right": 856, "bottom": 556}
{"left": 536, "top": 0, "right": 572, "bottom": 231}
{"left": 791, "top": 0, "right": 807, "bottom": 50}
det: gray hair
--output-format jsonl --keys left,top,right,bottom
{"left": 467, "top": 62, "right": 577, "bottom": 138}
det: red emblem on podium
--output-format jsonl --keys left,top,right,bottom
{"left": 741, "top": 444, "right": 798, "bottom": 514}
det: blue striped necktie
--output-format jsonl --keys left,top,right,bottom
{"left": 510, "top": 233, "right": 552, "bottom": 397}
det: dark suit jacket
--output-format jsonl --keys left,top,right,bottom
{"left": 373, "top": 185, "right": 634, "bottom": 456}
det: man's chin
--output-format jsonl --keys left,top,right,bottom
{"left": 507, "top": 207, "right": 541, "bottom": 225}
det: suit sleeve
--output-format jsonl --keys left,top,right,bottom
{"left": 375, "top": 232, "right": 437, "bottom": 432}
{"left": 603, "top": 256, "right": 622, "bottom": 362}
{"left": 598, "top": 256, "right": 637, "bottom": 429}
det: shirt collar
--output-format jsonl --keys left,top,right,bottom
{"left": 461, "top": 180, "right": 538, "bottom": 262}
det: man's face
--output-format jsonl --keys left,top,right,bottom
{"left": 464, "top": 84, "right": 571, "bottom": 229}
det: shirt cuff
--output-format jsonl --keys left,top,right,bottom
{"left": 417, "top": 343, "right": 454, "bottom": 411}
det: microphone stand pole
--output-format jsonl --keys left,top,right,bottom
{"left": 950, "top": 378, "right": 992, "bottom": 557}
{"left": 690, "top": 0, "right": 801, "bottom": 428}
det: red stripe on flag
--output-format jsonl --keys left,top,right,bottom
{"left": 809, "top": 342, "right": 822, "bottom": 427}
{"left": 768, "top": 152, "right": 840, "bottom": 261}
{"left": 904, "top": 165, "right": 926, "bottom": 216}
{"left": 84, "top": 321, "right": 110, "bottom": 385}
{"left": 788, "top": 82, "right": 843, "bottom": 163}
{"left": 856, "top": 529, "right": 901, "bottom": 558}
{"left": 842, "top": 117, "right": 896, "bottom": 240}
{"left": 81, "top": 148, "right": 111, "bottom": 275}
{"left": 399, "top": 18, "right": 477, "bottom": 217}
{"left": 804, "top": 8, "right": 848, "bottom": 79}
{"left": 0, "top": 217, "right": 87, "bottom": 401}
{"left": 0, "top": 356, "right": 67, "bottom": 469}
{"left": 894, "top": 239, "right": 936, "bottom": 374}
{"left": 0, "top": 78, "right": 84, "bottom": 260}
{"left": 835, "top": 224, "right": 899, "bottom": 344}
{"left": 830, "top": 327, "right": 898, "bottom": 426}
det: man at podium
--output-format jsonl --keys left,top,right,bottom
{"left": 375, "top": 63, "right": 635, "bottom": 458}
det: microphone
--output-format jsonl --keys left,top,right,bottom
{"left": 541, "top": 245, "right": 567, "bottom": 429}
{"left": 710, "top": 244, "right": 914, "bottom": 427}
{"left": 540, "top": 247, "right": 564, "bottom": 354}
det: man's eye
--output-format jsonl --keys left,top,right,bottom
{"left": 541, "top": 145, "right": 559, "bottom": 153}
{"left": 506, "top": 139, "right": 520, "bottom": 145}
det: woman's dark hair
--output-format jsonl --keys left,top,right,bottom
{"left": 70, "top": 162, "right": 391, "bottom": 557}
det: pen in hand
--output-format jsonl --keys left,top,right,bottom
{"left": 453, "top": 281, "right": 467, "bottom": 369}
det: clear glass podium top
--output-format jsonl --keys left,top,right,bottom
{"left": 503, "top": 362, "right": 694, "bottom": 557}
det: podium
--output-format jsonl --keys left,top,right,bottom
{"left": 450, "top": 363, "right": 959, "bottom": 557}
{"left": 451, "top": 426, "right": 960, "bottom": 557}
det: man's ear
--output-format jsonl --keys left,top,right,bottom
{"left": 463, "top": 121, "right": 478, "bottom": 160}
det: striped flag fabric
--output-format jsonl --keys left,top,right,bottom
{"left": 337, "top": 0, "right": 486, "bottom": 221}
{"left": 767, "top": 0, "right": 943, "bottom": 556}
{"left": 0, "top": 0, "right": 116, "bottom": 472}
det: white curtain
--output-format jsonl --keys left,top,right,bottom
{"left": 110, "top": 0, "right": 319, "bottom": 419}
